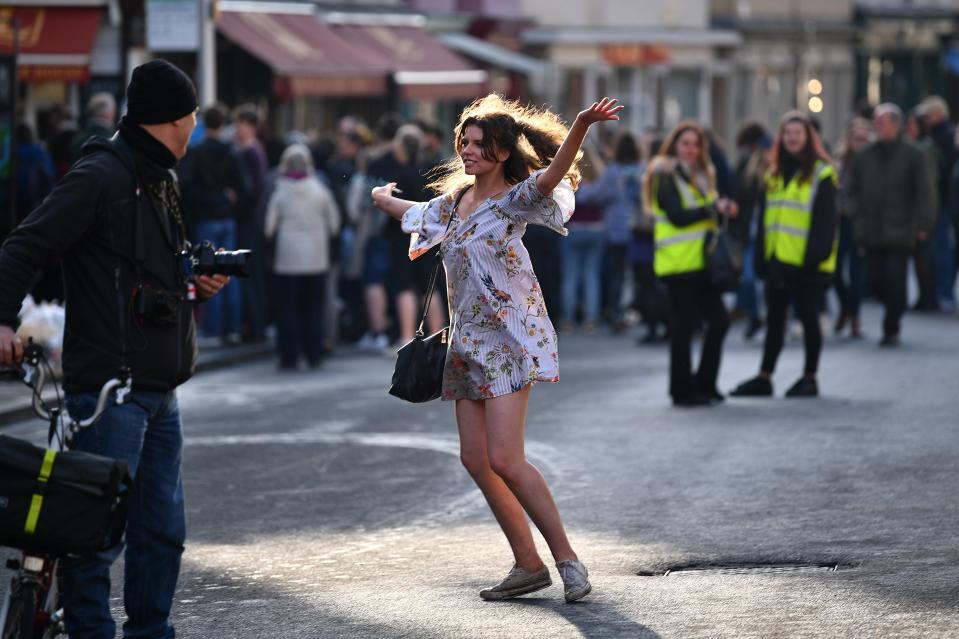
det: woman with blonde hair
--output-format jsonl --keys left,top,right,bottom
{"left": 643, "top": 121, "right": 736, "bottom": 407}
{"left": 372, "top": 94, "right": 622, "bottom": 603}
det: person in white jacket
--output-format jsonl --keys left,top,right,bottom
{"left": 265, "top": 143, "right": 341, "bottom": 369}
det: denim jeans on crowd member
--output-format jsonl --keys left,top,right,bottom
{"left": 193, "top": 218, "right": 243, "bottom": 338}
{"left": 932, "top": 209, "right": 957, "bottom": 307}
{"left": 273, "top": 272, "right": 327, "bottom": 367}
{"left": 561, "top": 227, "right": 605, "bottom": 325}
{"left": 59, "top": 390, "right": 185, "bottom": 639}
{"left": 736, "top": 241, "right": 761, "bottom": 321}
{"left": 834, "top": 216, "right": 864, "bottom": 318}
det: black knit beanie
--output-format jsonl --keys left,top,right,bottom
{"left": 125, "top": 59, "right": 198, "bottom": 125}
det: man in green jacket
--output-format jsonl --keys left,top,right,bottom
{"left": 847, "top": 103, "right": 937, "bottom": 346}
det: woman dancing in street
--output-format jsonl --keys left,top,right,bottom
{"left": 372, "top": 94, "right": 622, "bottom": 602}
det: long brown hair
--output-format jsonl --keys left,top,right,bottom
{"left": 426, "top": 93, "right": 581, "bottom": 195}
{"left": 641, "top": 120, "right": 716, "bottom": 212}
{"left": 770, "top": 111, "right": 833, "bottom": 184}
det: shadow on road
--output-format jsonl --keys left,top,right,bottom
{"left": 508, "top": 597, "right": 662, "bottom": 638}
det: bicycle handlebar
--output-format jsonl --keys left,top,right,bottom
{"left": 5, "top": 340, "right": 133, "bottom": 433}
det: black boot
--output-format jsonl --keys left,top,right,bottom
{"left": 672, "top": 392, "right": 712, "bottom": 408}
{"left": 785, "top": 377, "right": 818, "bottom": 398}
{"left": 730, "top": 376, "right": 773, "bottom": 397}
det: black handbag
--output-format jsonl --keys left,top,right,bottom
{"left": 704, "top": 211, "right": 743, "bottom": 293}
{"left": 389, "top": 188, "right": 468, "bottom": 403}
{"left": 0, "top": 434, "right": 130, "bottom": 556}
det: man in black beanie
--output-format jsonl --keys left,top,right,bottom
{"left": 0, "top": 59, "right": 231, "bottom": 639}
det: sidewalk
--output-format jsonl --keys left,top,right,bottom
{"left": 0, "top": 341, "right": 273, "bottom": 427}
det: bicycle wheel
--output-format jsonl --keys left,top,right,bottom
{"left": 1, "top": 580, "right": 38, "bottom": 639}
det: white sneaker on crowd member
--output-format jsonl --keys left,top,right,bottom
{"left": 358, "top": 332, "right": 390, "bottom": 351}
{"left": 197, "top": 335, "right": 220, "bottom": 349}
{"left": 819, "top": 312, "right": 832, "bottom": 338}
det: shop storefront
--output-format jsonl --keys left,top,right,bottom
{"left": 0, "top": 3, "right": 120, "bottom": 139}
{"left": 215, "top": 3, "right": 487, "bottom": 134}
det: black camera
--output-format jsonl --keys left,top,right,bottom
{"left": 134, "top": 284, "right": 182, "bottom": 326}
{"left": 186, "top": 241, "right": 252, "bottom": 278}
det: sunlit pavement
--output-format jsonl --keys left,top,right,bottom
{"left": 3, "top": 302, "right": 958, "bottom": 638}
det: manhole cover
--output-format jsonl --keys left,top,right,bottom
{"left": 638, "top": 562, "right": 855, "bottom": 577}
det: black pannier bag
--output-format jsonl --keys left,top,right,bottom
{"left": 0, "top": 435, "right": 130, "bottom": 556}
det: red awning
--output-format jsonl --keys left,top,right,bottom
{"left": 216, "top": 11, "right": 389, "bottom": 98}
{"left": 0, "top": 7, "right": 104, "bottom": 82}
{"left": 330, "top": 24, "right": 488, "bottom": 100}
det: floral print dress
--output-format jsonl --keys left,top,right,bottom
{"left": 401, "top": 169, "right": 575, "bottom": 401}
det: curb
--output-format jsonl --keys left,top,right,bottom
{"left": 0, "top": 343, "right": 273, "bottom": 428}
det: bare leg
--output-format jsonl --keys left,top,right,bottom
{"left": 396, "top": 290, "right": 418, "bottom": 343}
{"left": 363, "top": 284, "right": 388, "bottom": 333}
{"left": 485, "top": 386, "right": 577, "bottom": 563}
{"left": 456, "top": 398, "right": 545, "bottom": 572}
{"left": 425, "top": 295, "right": 447, "bottom": 335}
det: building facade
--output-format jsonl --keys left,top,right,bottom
{"left": 519, "top": 0, "right": 741, "bottom": 141}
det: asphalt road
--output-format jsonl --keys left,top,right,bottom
{"left": 2, "top": 303, "right": 958, "bottom": 638}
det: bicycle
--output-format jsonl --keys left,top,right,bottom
{"left": 0, "top": 340, "right": 132, "bottom": 639}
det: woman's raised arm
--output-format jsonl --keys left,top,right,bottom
{"left": 537, "top": 97, "right": 624, "bottom": 195}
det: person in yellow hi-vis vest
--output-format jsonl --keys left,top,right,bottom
{"left": 643, "top": 121, "right": 738, "bottom": 407}
{"left": 731, "top": 112, "right": 838, "bottom": 399}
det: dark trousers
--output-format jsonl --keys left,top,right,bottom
{"left": 761, "top": 282, "right": 823, "bottom": 376}
{"left": 665, "top": 276, "right": 729, "bottom": 399}
{"left": 524, "top": 224, "right": 562, "bottom": 321}
{"left": 867, "top": 249, "right": 909, "bottom": 337}
{"left": 604, "top": 242, "right": 629, "bottom": 320}
{"left": 912, "top": 239, "right": 937, "bottom": 310}
{"left": 633, "top": 261, "right": 668, "bottom": 332}
{"left": 274, "top": 272, "right": 327, "bottom": 367}
{"left": 834, "top": 216, "right": 864, "bottom": 318}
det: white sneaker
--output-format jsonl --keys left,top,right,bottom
{"left": 356, "top": 333, "right": 374, "bottom": 350}
{"left": 371, "top": 333, "right": 390, "bottom": 350}
{"left": 556, "top": 559, "right": 591, "bottom": 602}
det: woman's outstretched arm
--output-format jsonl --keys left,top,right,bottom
{"left": 371, "top": 182, "right": 420, "bottom": 221}
{"left": 537, "top": 97, "right": 624, "bottom": 195}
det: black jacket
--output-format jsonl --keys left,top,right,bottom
{"left": 0, "top": 118, "right": 197, "bottom": 393}
{"left": 755, "top": 157, "right": 838, "bottom": 289}
{"left": 177, "top": 136, "right": 244, "bottom": 223}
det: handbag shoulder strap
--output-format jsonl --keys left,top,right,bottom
{"left": 416, "top": 186, "right": 470, "bottom": 337}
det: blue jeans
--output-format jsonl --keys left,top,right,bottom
{"left": 561, "top": 227, "right": 605, "bottom": 324}
{"left": 59, "top": 391, "right": 185, "bottom": 639}
{"left": 193, "top": 219, "right": 242, "bottom": 337}
{"left": 735, "top": 240, "right": 761, "bottom": 321}
{"left": 932, "top": 209, "right": 957, "bottom": 305}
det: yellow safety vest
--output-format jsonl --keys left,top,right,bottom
{"left": 652, "top": 173, "right": 717, "bottom": 277}
{"left": 764, "top": 161, "right": 839, "bottom": 274}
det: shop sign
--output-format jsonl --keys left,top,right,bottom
{"left": 602, "top": 44, "right": 670, "bottom": 67}
{"left": 147, "top": 0, "right": 199, "bottom": 52}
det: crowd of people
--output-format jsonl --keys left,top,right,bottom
{"left": 4, "top": 58, "right": 959, "bottom": 636}
{"left": 9, "top": 90, "right": 959, "bottom": 388}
